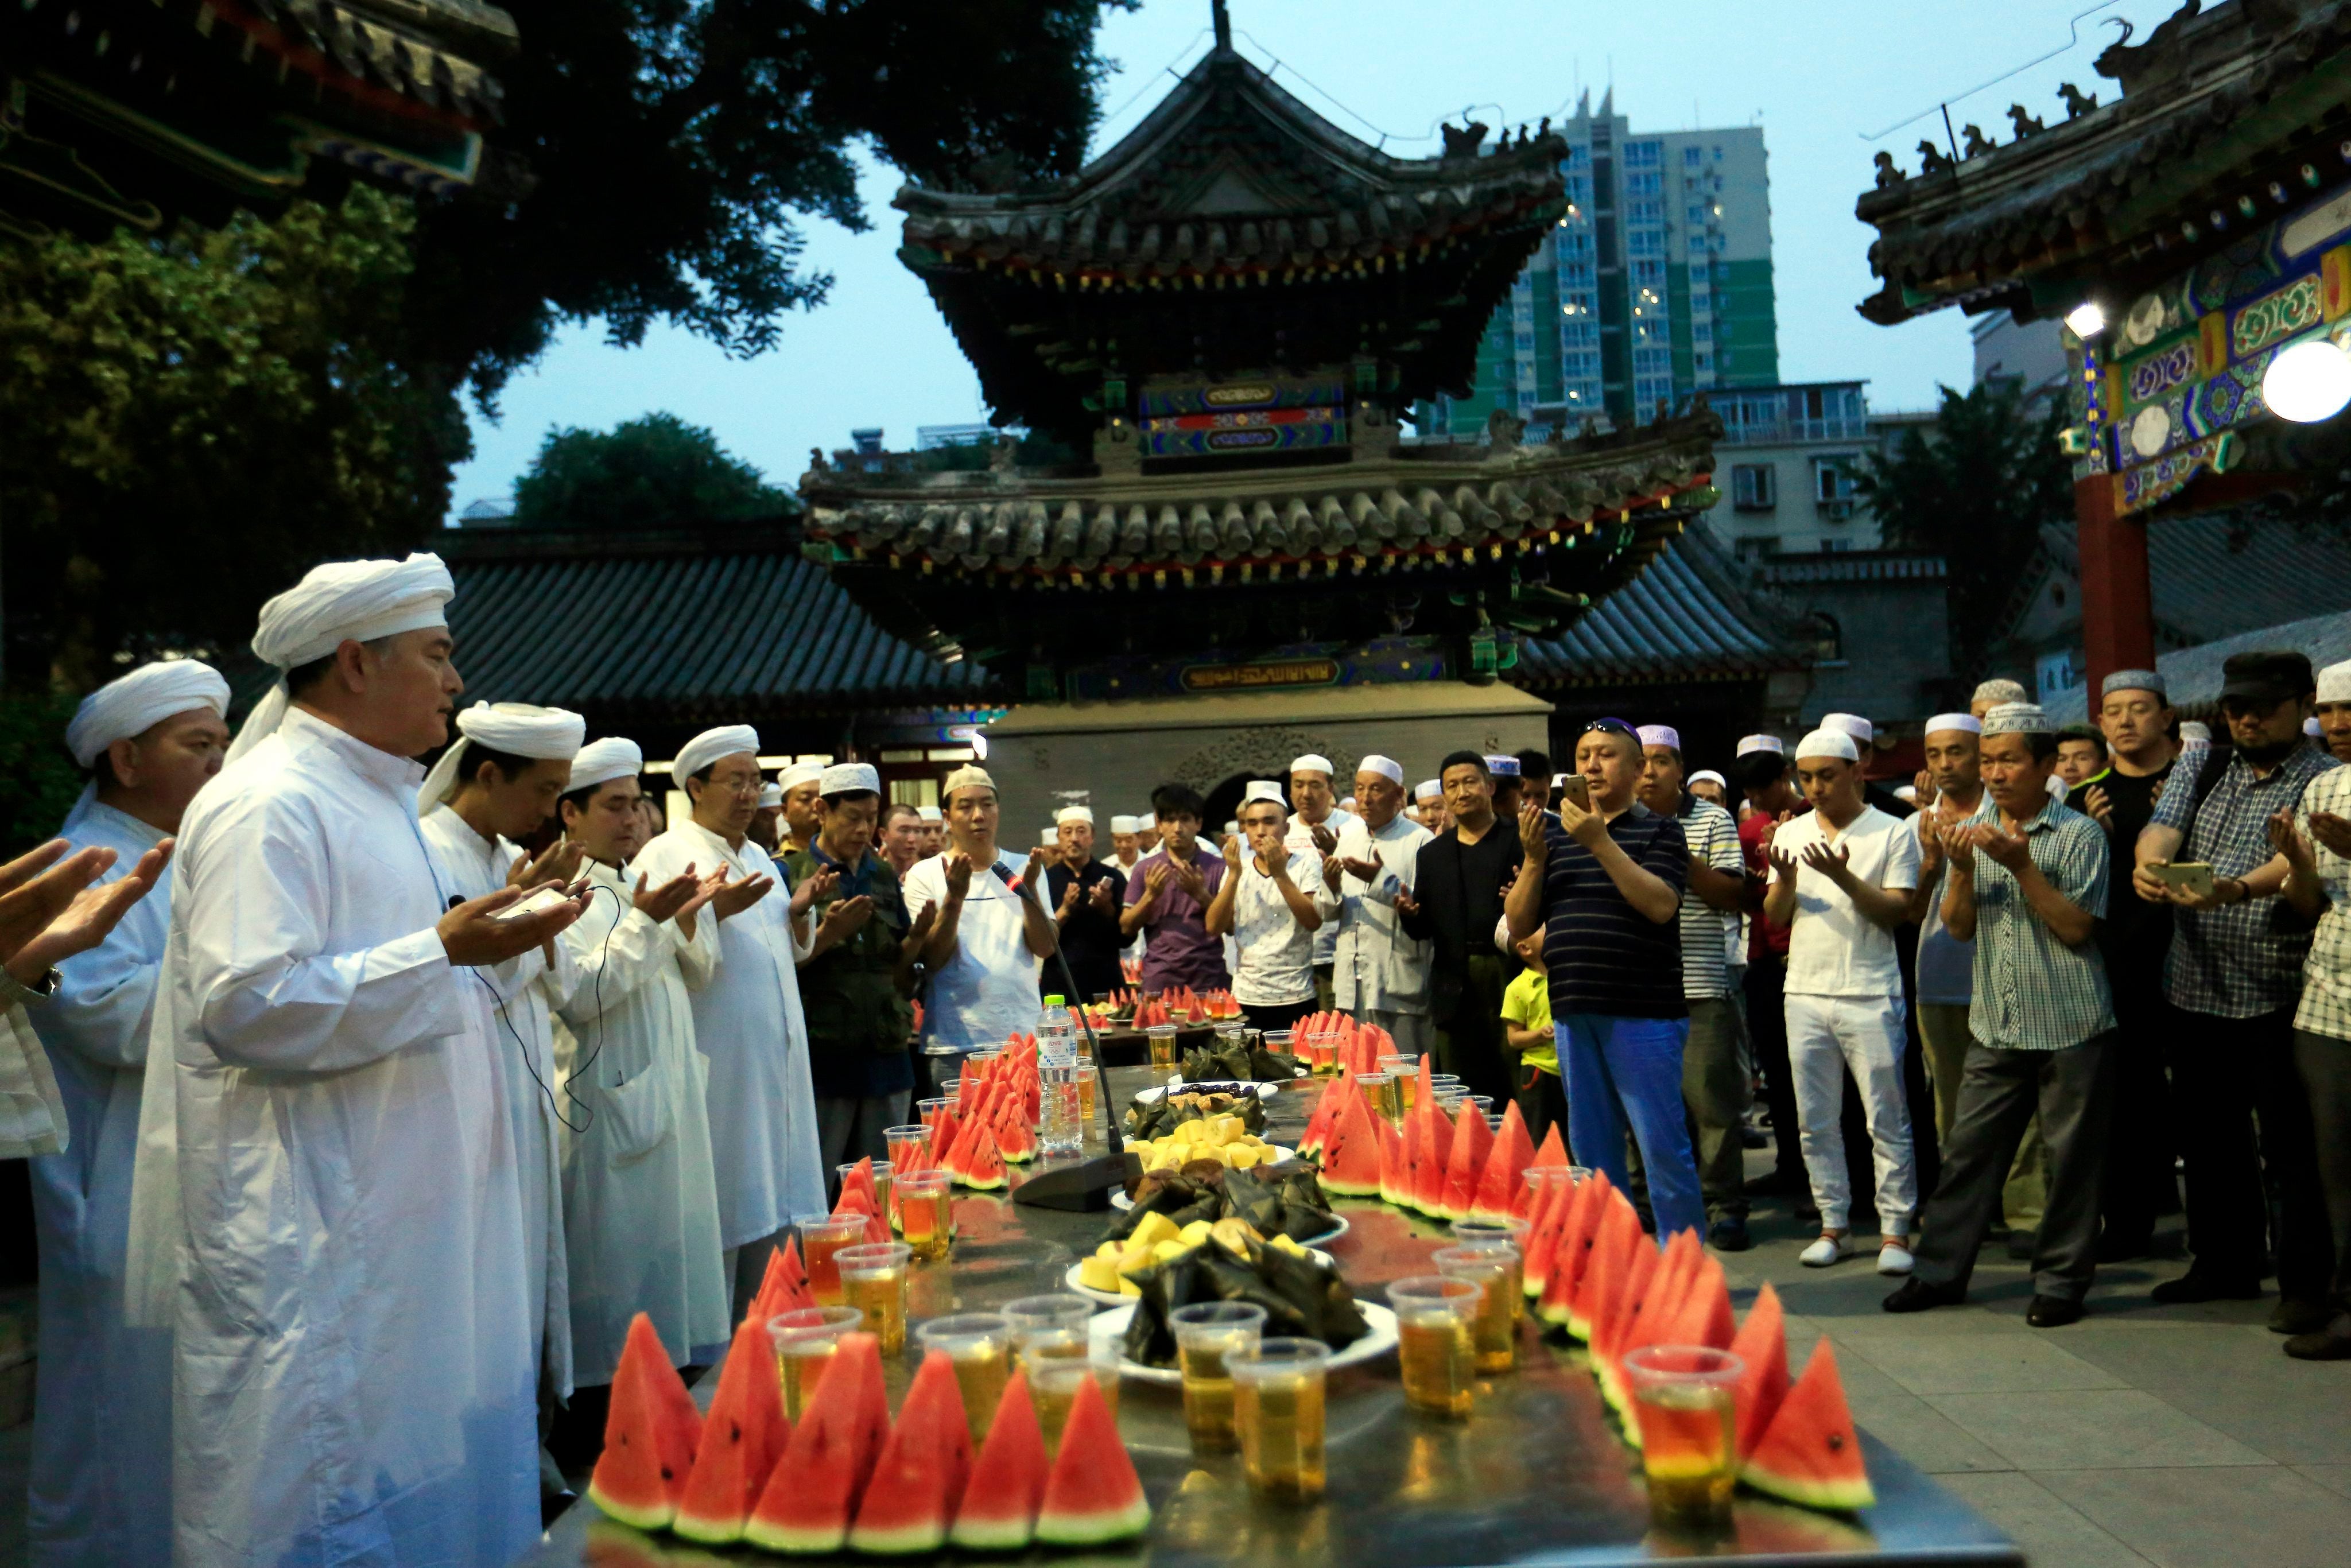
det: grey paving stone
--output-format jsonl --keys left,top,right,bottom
{"left": 1861, "top": 1334, "right": 2129, "bottom": 1396}
{"left": 1932, "top": 1472, "right": 2154, "bottom": 1568}
{"left": 2038, "top": 1465, "right": 2351, "bottom": 1568}
{"left": 1923, "top": 1388, "right": 2272, "bottom": 1470}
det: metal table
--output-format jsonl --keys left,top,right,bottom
{"left": 518, "top": 1068, "right": 2021, "bottom": 1567}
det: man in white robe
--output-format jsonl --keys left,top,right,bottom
{"left": 549, "top": 739, "right": 730, "bottom": 1386}
{"left": 149, "top": 554, "right": 588, "bottom": 1568}
{"left": 416, "top": 700, "right": 588, "bottom": 1460}
{"left": 634, "top": 724, "right": 826, "bottom": 1317}
{"left": 27, "top": 659, "right": 226, "bottom": 1568}
{"left": 1328, "top": 755, "right": 1437, "bottom": 1055}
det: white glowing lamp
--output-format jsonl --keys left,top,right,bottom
{"left": 2064, "top": 301, "right": 2106, "bottom": 339}
{"left": 2261, "top": 338, "right": 2351, "bottom": 424}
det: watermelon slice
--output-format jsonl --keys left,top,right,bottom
{"left": 674, "top": 1317, "right": 794, "bottom": 1544}
{"left": 840, "top": 1156, "right": 882, "bottom": 1214}
{"left": 1520, "top": 1171, "right": 1574, "bottom": 1306}
{"left": 1436, "top": 1093, "right": 1493, "bottom": 1221}
{"left": 1469, "top": 1101, "right": 1536, "bottom": 1223}
{"left": 1556, "top": 1171, "right": 1615, "bottom": 1327}
{"left": 1033, "top": 1372, "right": 1150, "bottom": 1546}
{"left": 959, "top": 1121, "right": 1009, "bottom": 1191}
{"left": 949, "top": 1371, "right": 1048, "bottom": 1551}
{"left": 1743, "top": 1341, "right": 1874, "bottom": 1513}
{"left": 587, "top": 1314, "right": 703, "bottom": 1532}
{"left": 1729, "top": 1283, "right": 1791, "bottom": 1464}
{"left": 1378, "top": 1108, "right": 1414, "bottom": 1208}
{"left": 992, "top": 1094, "right": 1038, "bottom": 1165}
{"left": 849, "top": 1350, "right": 973, "bottom": 1554}
{"left": 745, "top": 1331, "right": 891, "bottom": 1553}
{"left": 1665, "top": 1253, "right": 1736, "bottom": 1352}
{"left": 1564, "top": 1183, "right": 1634, "bottom": 1341}
{"left": 832, "top": 1187, "right": 890, "bottom": 1247}
{"left": 1318, "top": 1086, "right": 1383, "bottom": 1197}
{"left": 1413, "top": 1099, "right": 1454, "bottom": 1216}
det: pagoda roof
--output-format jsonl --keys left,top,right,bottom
{"left": 1853, "top": 0, "right": 2351, "bottom": 325}
{"left": 891, "top": 43, "right": 1566, "bottom": 437}
{"left": 1515, "top": 533, "right": 1807, "bottom": 688}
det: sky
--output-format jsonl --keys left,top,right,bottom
{"left": 444, "top": 0, "right": 2190, "bottom": 515}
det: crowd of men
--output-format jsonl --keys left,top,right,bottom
{"left": 11, "top": 545, "right": 2351, "bottom": 1567}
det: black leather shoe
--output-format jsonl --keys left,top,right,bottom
{"left": 2150, "top": 1269, "right": 2262, "bottom": 1305}
{"left": 2027, "top": 1295, "right": 2085, "bottom": 1328}
{"left": 2283, "top": 1326, "right": 2351, "bottom": 1361}
{"left": 1883, "top": 1278, "right": 1965, "bottom": 1313}
{"left": 1708, "top": 1216, "right": 1753, "bottom": 1253}
{"left": 2269, "top": 1297, "right": 2334, "bottom": 1336}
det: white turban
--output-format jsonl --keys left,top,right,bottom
{"left": 1795, "top": 728, "right": 1860, "bottom": 762}
{"left": 1635, "top": 725, "right": 1680, "bottom": 750}
{"left": 821, "top": 763, "right": 880, "bottom": 796}
{"left": 1289, "top": 754, "right": 1334, "bottom": 778}
{"left": 1823, "top": 712, "right": 1874, "bottom": 744}
{"left": 1414, "top": 778, "right": 1442, "bottom": 801}
{"left": 2318, "top": 660, "right": 2351, "bottom": 704}
{"left": 1736, "top": 734, "right": 1783, "bottom": 756}
{"left": 1109, "top": 814, "right": 1140, "bottom": 833}
{"left": 777, "top": 760, "right": 824, "bottom": 792}
{"left": 1688, "top": 769, "right": 1727, "bottom": 790}
{"left": 230, "top": 552, "right": 456, "bottom": 762}
{"left": 1056, "top": 805, "right": 1094, "bottom": 825}
{"left": 417, "top": 700, "right": 586, "bottom": 810}
{"left": 1242, "top": 781, "right": 1286, "bottom": 807}
{"left": 673, "top": 724, "right": 760, "bottom": 783}
{"left": 1356, "top": 755, "right": 1404, "bottom": 785}
{"left": 67, "top": 659, "right": 230, "bottom": 768}
{"left": 758, "top": 783, "right": 783, "bottom": 808}
{"left": 1484, "top": 755, "right": 1522, "bottom": 777}
{"left": 568, "top": 738, "right": 642, "bottom": 793}
{"left": 916, "top": 804, "right": 944, "bottom": 822}
{"left": 1925, "top": 712, "right": 1983, "bottom": 736}
{"left": 942, "top": 764, "right": 996, "bottom": 801}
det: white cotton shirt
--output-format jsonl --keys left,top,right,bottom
{"left": 1779, "top": 804, "right": 1922, "bottom": 999}
{"left": 145, "top": 708, "right": 537, "bottom": 1568}
{"left": 1231, "top": 849, "right": 1340, "bottom": 1008}
{"left": 1285, "top": 808, "right": 1356, "bottom": 966}
{"left": 903, "top": 847, "right": 1046, "bottom": 1050}
{"left": 634, "top": 820, "right": 825, "bottom": 1248}
{"left": 420, "top": 804, "right": 576, "bottom": 1396}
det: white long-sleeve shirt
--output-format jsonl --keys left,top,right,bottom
{"left": 145, "top": 708, "right": 537, "bottom": 1568}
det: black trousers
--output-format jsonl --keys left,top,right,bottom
{"left": 1242, "top": 996, "right": 1317, "bottom": 1035}
{"left": 1436, "top": 955, "right": 1514, "bottom": 1103}
{"left": 1744, "top": 954, "right": 1805, "bottom": 1187}
{"left": 1515, "top": 1061, "right": 1572, "bottom": 1159}
{"left": 2293, "top": 1028, "right": 2351, "bottom": 1318}
{"left": 2166, "top": 1004, "right": 2333, "bottom": 1301}
{"left": 2098, "top": 967, "right": 2182, "bottom": 1247}
{"left": 1915, "top": 1034, "right": 2115, "bottom": 1303}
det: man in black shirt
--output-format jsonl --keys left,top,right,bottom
{"left": 2088, "top": 670, "right": 2182, "bottom": 1259}
{"left": 1042, "top": 805, "right": 1128, "bottom": 999}
{"left": 1400, "top": 751, "right": 1523, "bottom": 1102}
{"left": 1505, "top": 717, "right": 1702, "bottom": 1238}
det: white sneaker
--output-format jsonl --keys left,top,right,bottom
{"left": 1799, "top": 1235, "right": 1846, "bottom": 1268}
{"left": 1877, "top": 1241, "right": 1916, "bottom": 1276}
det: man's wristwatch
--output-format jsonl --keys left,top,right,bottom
{"left": 0, "top": 967, "right": 60, "bottom": 1006}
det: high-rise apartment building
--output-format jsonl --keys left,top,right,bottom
{"left": 1424, "top": 91, "right": 1777, "bottom": 437}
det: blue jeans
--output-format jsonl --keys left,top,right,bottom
{"left": 1558, "top": 1012, "right": 1707, "bottom": 1240}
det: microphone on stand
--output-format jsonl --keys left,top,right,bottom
{"left": 992, "top": 853, "right": 1132, "bottom": 1212}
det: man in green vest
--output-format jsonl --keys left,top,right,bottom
{"left": 787, "top": 762, "right": 934, "bottom": 1179}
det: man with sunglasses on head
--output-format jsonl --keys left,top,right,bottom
{"left": 1506, "top": 717, "right": 1705, "bottom": 1240}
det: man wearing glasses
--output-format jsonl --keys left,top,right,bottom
{"left": 1505, "top": 717, "right": 1706, "bottom": 1240}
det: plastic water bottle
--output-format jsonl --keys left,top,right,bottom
{"left": 1038, "top": 996, "right": 1084, "bottom": 1158}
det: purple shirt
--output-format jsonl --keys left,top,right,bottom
{"left": 1126, "top": 845, "right": 1230, "bottom": 993}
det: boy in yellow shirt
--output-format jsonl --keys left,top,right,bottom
{"left": 1500, "top": 925, "right": 1570, "bottom": 1150}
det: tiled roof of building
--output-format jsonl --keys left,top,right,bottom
{"left": 1512, "top": 533, "right": 1806, "bottom": 686}
{"left": 2047, "top": 604, "right": 2351, "bottom": 724}
{"left": 433, "top": 523, "right": 1000, "bottom": 723}
{"left": 2029, "top": 514, "right": 2351, "bottom": 651}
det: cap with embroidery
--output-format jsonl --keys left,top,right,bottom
{"left": 2102, "top": 668, "right": 2166, "bottom": 700}
{"left": 819, "top": 762, "right": 880, "bottom": 796}
{"left": 1635, "top": 724, "right": 1680, "bottom": 750}
{"left": 1982, "top": 701, "right": 2053, "bottom": 736}
{"left": 1483, "top": 754, "right": 1522, "bottom": 777}
{"left": 1736, "top": 734, "right": 1784, "bottom": 756}
{"left": 2319, "top": 660, "right": 2351, "bottom": 704}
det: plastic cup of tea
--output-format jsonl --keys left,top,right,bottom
{"left": 1261, "top": 1030, "right": 1295, "bottom": 1058}
{"left": 883, "top": 1124, "right": 933, "bottom": 1167}
{"left": 1031, "top": 1339, "right": 1123, "bottom": 1454}
{"left": 798, "top": 1213, "right": 870, "bottom": 1306}
{"left": 1621, "top": 1344, "right": 1745, "bottom": 1526}
{"left": 1388, "top": 1275, "right": 1479, "bottom": 1418}
{"left": 1431, "top": 1244, "right": 1521, "bottom": 1373}
{"left": 1000, "top": 1294, "right": 1095, "bottom": 1363}
{"left": 1450, "top": 1218, "right": 1531, "bottom": 1317}
{"left": 1145, "top": 1023, "right": 1181, "bottom": 1069}
{"left": 1230, "top": 1337, "right": 1332, "bottom": 1501}
{"left": 835, "top": 1241, "right": 914, "bottom": 1355}
{"left": 767, "top": 1305, "right": 864, "bottom": 1420}
{"left": 839, "top": 1158, "right": 895, "bottom": 1214}
{"left": 1170, "top": 1301, "right": 1266, "bottom": 1452}
{"left": 913, "top": 1312, "right": 1012, "bottom": 1445}
{"left": 1355, "top": 1071, "right": 1401, "bottom": 1126}
{"left": 895, "top": 1170, "right": 953, "bottom": 1262}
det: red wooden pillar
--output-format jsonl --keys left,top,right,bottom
{"left": 2074, "top": 471, "right": 2155, "bottom": 698}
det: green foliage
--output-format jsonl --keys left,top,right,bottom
{"left": 0, "top": 694, "right": 90, "bottom": 858}
{"left": 1853, "top": 380, "right": 2074, "bottom": 678}
{"left": 511, "top": 412, "right": 789, "bottom": 526}
{"left": 0, "top": 187, "right": 465, "bottom": 690}
{"left": 405, "top": 0, "right": 1135, "bottom": 406}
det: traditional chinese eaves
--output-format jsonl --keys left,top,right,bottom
{"left": 1515, "top": 534, "right": 1806, "bottom": 686}
{"left": 891, "top": 41, "right": 1566, "bottom": 442}
{"left": 1853, "top": 0, "right": 2351, "bottom": 325}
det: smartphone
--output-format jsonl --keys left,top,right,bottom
{"left": 2148, "top": 861, "right": 2216, "bottom": 899}
{"left": 492, "top": 885, "right": 574, "bottom": 921}
{"left": 1558, "top": 775, "right": 1590, "bottom": 812}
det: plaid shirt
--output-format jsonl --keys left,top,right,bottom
{"left": 1964, "top": 797, "right": 2116, "bottom": 1051}
{"left": 2294, "top": 766, "right": 2351, "bottom": 1042}
{"left": 2151, "top": 743, "right": 2341, "bottom": 1018}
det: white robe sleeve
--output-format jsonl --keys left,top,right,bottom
{"left": 673, "top": 902, "right": 721, "bottom": 990}
{"left": 44, "top": 911, "right": 159, "bottom": 1070}
{"left": 189, "top": 802, "right": 468, "bottom": 1072}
